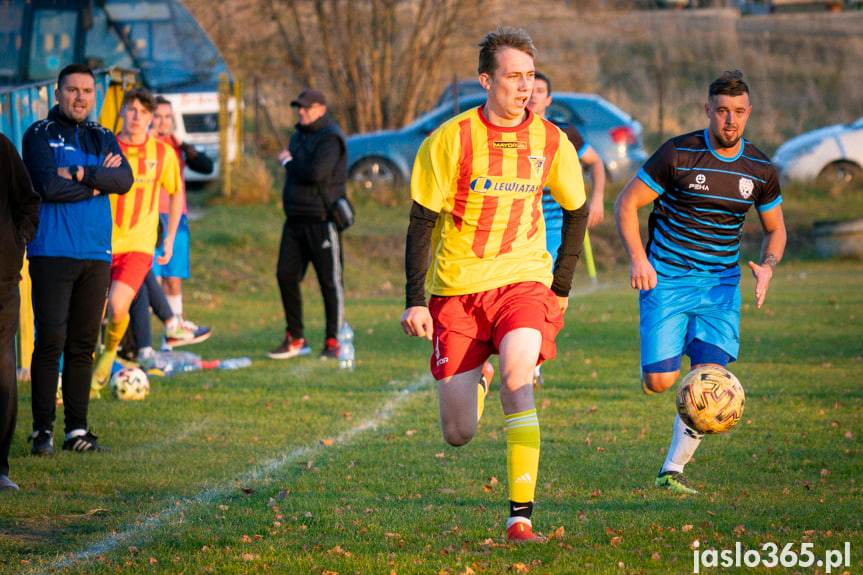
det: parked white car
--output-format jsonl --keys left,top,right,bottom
{"left": 772, "top": 116, "right": 863, "bottom": 188}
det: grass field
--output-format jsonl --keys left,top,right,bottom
{"left": 2, "top": 188, "right": 862, "bottom": 574}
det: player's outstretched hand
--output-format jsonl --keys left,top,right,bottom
{"left": 401, "top": 306, "right": 433, "bottom": 341}
{"left": 630, "top": 258, "right": 657, "bottom": 291}
{"left": 747, "top": 260, "right": 773, "bottom": 309}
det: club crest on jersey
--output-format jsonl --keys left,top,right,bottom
{"left": 739, "top": 177, "right": 754, "bottom": 199}
{"left": 147, "top": 159, "right": 158, "bottom": 172}
{"left": 528, "top": 156, "right": 545, "bottom": 178}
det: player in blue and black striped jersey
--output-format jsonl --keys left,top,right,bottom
{"left": 614, "top": 70, "right": 786, "bottom": 495}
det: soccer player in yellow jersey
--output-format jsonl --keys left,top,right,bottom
{"left": 92, "top": 88, "right": 182, "bottom": 390}
{"left": 400, "top": 27, "right": 588, "bottom": 542}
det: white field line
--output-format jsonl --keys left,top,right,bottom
{"left": 23, "top": 374, "right": 434, "bottom": 575}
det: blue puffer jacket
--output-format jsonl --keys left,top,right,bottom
{"left": 22, "top": 105, "right": 133, "bottom": 262}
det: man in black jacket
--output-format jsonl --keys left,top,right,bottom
{"left": 22, "top": 64, "right": 133, "bottom": 455}
{"left": 0, "top": 133, "right": 41, "bottom": 491}
{"left": 269, "top": 89, "right": 348, "bottom": 361}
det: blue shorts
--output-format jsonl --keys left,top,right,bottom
{"left": 152, "top": 213, "right": 191, "bottom": 280}
{"left": 639, "top": 273, "right": 740, "bottom": 369}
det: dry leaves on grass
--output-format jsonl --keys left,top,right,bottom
{"left": 482, "top": 476, "right": 499, "bottom": 492}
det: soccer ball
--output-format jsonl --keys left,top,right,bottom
{"left": 676, "top": 366, "right": 745, "bottom": 434}
{"left": 110, "top": 367, "right": 150, "bottom": 401}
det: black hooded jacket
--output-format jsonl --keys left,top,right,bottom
{"left": 0, "top": 133, "right": 40, "bottom": 284}
{"left": 281, "top": 115, "right": 348, "bottom": 222}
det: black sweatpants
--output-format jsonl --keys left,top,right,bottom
{"left": 0, "top": 280, "right": 19, "bottom": 475}
{"left": 29, "top": 256, "right": 110, "bottom": 434}
{"left": 276, "top": 220, "right": 344, "bottom": 342}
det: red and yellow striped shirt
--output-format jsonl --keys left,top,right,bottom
{"left": 411, "top": 106, "right": 585, "bottom": 296}
{"left": 113, "top": 135, "right": 181, "bottom": 255}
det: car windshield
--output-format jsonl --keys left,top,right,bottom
{"left": 103, "top": 0, "right": 228, "bottom": 91}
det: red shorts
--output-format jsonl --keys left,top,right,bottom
{"left": 110, "top": 251, "right": 153, "bottom": 293}
{"left": 428, "top": 282, "right": 564, "bottom": 380}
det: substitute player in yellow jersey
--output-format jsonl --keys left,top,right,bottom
{"left": 92, "top": 87, "right": 182, "bottom": 390}
{"left": 400, "top": 27, "right": 588, "bottom": 542}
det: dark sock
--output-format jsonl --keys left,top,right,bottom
{"left": 509, "top": 500, "right": 533, "bottom": 520}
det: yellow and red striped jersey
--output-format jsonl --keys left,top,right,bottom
{"left": 411, "top": 105, "right": 585, "bottom": 296}
{"left": 113, "top": 135, "right": 180, "bottom": 255}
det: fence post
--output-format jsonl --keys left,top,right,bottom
{"left": 219, "top": 73, "right": 231, "bottom": 197}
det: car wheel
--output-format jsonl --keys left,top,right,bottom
{"left": 349, "top": 158, "right": 403, "bottom": 192}
{"left": 817, "top": 161, "right": 863, "bottom": 190}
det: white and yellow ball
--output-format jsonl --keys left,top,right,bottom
{"left": 110, "top": 367, "right": 150, "bottom": 401}
{"left": 676, "top": 366, "right": 745, "bottom": 434}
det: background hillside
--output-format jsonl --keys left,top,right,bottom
{"left": 187, "top": 1, "right": 863, "bottom": 154}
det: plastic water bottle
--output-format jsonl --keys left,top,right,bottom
{"left": 150, "top": 351, "right": 202, "bottom": 374}
{"left": 338, "top": 322, "right": 355, "bottom": 371}
{"left": 218, "top": 357, "right": 252, "bottom": 370}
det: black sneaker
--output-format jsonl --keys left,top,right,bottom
{"left": 319, "top": 338, "right": 340, "bottom": 360}
{"left": 62, "top": 431, "right": 112, "bottom": 453}
{"left": 29, "top": 429, "right": 54, "bottom": 456}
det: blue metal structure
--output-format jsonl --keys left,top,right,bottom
{"left": 0, "top": 67, "right": 137, "bottom": 151}
{"left": 0, "top": 0, "right": 235, "bottom": 178}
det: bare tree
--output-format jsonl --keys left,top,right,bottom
{"left": 262, "top": 0, "right": 482, "bottom": 133}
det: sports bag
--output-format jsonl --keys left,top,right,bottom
{"left": 330, "top": 196, "right": 355, "bottom": 231}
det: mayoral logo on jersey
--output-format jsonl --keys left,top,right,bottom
{"left": 738, "top": 177, "right": 754, "bottom": 199}
{"left": 528, "top": 156, "right": 546, "bottom": 178}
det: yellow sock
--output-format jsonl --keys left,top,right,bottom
{"left": 506, "top": 409, "right": 540, "bottom": 504}
{"left": 103, "top": 315, "right": 130, "bottom": 354}
{"left": 477, "top": 382, "right": 486, "bottom": 422}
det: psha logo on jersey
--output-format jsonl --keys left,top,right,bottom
{"left": 689, "top": 173, "right": 709, "bottom": 191}
{"left": 738, "top": 177, "right": 754, "bottom": 199}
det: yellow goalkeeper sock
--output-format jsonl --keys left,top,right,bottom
{"left": 103, "top": 315, "right": 130, "bottom": 354}
{"left": 506, "top": 409, "right": 540, "bottom": 505}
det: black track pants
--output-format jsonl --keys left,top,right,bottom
{"left": 276, "top": 220, "right": 344, "bottom": 343}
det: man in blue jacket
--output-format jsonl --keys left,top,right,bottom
{"left": 22, "top": 63, "right": 133, "bottom": 455}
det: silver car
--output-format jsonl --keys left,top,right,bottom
{"left": 347, "top": 92, "right": 648, "bottom": 192}
{"left": 772, "top": 116, "right": 863, "bottom": 189}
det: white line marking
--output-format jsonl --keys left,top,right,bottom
{"left": 23, "top": 374, "right": 434, "bottom": 574}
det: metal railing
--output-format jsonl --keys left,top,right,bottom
{"left": 0, "top": 66, "right": 138, "bottom": 151}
